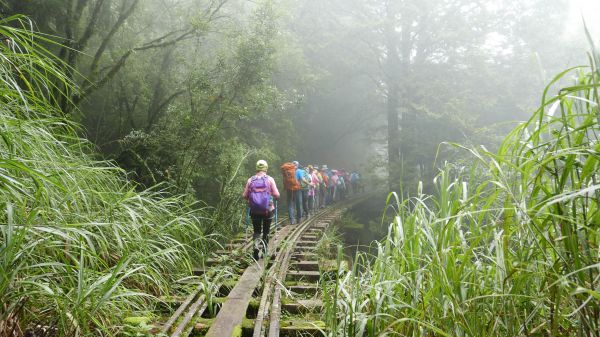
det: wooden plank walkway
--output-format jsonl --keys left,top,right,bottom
{"left": 205, "top": 225, "right": 293, "bottom": 337}
{"left": 205, "top": 260, "right": 263, "bottom": 337}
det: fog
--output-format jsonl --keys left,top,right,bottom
{"left": 4, "top": 0, "right": 598, "bottom": 197}
{"left": 568, "top": 0, "right": 600, "bottom": 37}
{"left": 281, "top": 0, "right": 598, "bottom": 192}
{"left": 3, "top": 2, "right": 599, "bottom": 335}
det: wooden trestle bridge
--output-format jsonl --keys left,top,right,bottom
{"left": 153, "top": 198, "right": 364, "bottom": 337}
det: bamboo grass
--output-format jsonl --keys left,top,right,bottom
{"left": 0, "top": 17, "right": 214, "bottom": 336}
{"left": 326, "top": 47, "right": 600, "bottom": 336}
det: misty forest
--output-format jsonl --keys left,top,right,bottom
{"left": 0, "top": 0, "right": 599, "bottom": 336}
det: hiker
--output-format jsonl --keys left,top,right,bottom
{"left": 344, "top": 170, "right": 352, "bottom": 195}
{"left": 351, "top": 171, "right": 360, "bottom": 194}
{"left": 338, "top": 171, "right": 347, "bottom": 200}
{"left": 343, "top": 170, "right": 350, "bottom": 197}
{"left": 281, "top": 161, "right": 302, "bottom": 224}
{"left": 325, "top": 166, "right": 334, "bottom": 205}
{"left": 312, "top": 165, "right": 323, "bottom": 209}
{"left": 330, "top": 170, "right": 339, "bottom": 202}
{"left": 243, "top": 160, "right": 280, "bottom": 260}
{"left": 299, "top": 165, "right": 312, "bottom": 217}
{"left": 319, "top": 165, "right": 329, "bottom": 207}
{"left": 307, "top": 165, "right": 317, "bottom": 215}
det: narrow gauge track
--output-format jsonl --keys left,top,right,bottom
{"left": 156, "top": 199, "right": 363, "bottom": 337}
{"left": 157, "top": 218, "right": 286, "bottom": 337}
{"left": 253, "top": 207, "right": 345, "bottom": 337}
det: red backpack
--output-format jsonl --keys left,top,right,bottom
{"left": 280, "top": 162, "right": 300, "bottom": 191}
{"left": 321, "top": 173, "right": 329, "bottom": 188}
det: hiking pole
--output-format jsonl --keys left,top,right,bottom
{"left": 273, "top": 198, "right": 279, "bottom": 231}
{"left": 245, "top": 206, "right": 251, "bottom": 229}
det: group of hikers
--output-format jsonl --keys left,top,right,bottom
{"left": 242, "top": 160, "right": 362, "bottom": 260}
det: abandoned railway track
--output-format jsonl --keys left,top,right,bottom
{"left": 154, "top": 198, "right": 363, "bottom": 337}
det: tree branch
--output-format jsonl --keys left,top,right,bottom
{"left": 77, "top": 0, "right": 106, "bottom": 51}
{"left": 146, "top": 89, "right": 185, "bottom": 129}
{"left": 90, "top": 0, "right": 139, "bottom": 76}
{"left": 75, "top": 0, "right": 230, "bottom": 106}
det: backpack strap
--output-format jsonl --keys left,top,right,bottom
{"left": 251, "top": 174, "right": 266, "bottom": 182}
{"left": 265, "top": 175, "right": 272, "bottom": 192}
{"left": 250, "top": 175, "right": 269, "bottom": 190}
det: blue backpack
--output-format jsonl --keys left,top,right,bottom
{"left": 300, "top": 170, "right": 311, "bottom": 190}
{"left": 249, "top": 175, "right": 271, "bottom": 215}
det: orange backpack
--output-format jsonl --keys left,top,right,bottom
{"left": 321, "top": 173, "right": 329, "bottom": 187}
{"left": 280, "top": 162, "right": 300, "bottom": 191}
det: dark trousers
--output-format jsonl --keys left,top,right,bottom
{"left": 301, "top": 189, "right": 309, "bottom": 215}
{"left": 286, "top": 189, "right": 302, "bottom": 223}
{"left": 251, "top": 211, "right": 272, "bottom": 258}
{"left": 319, "top": 187, "right": 325, "bottom": 208}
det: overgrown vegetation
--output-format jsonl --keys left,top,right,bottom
{"left": 1, "top": 1, "right": 599, "bottom": 336}
{"left": 0, "top": 17, "right": 219, "bottom": 336}
{"left": 1, "top": 0, "right": 297, "bottom": 204}
{"left": 326, "top": 43, "right": 600, "bottom": 336}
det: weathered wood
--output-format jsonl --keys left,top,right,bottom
{"left": 205, "top": 261, "right": 264, "bottom": 337}
{"left": 289, "top": 284, "right": 318, "bottom": 295}
{"left": 287, "top": 270, "right": 320, "bottom": 282}
{"left": 280, "top": 324, "right": 326, "bottom": 337}
{"left": 296, "top": 240, "right": 318, "bottom": 247}
{"left": 282, "top": 299, "right": 323, "bottom": 314}
{"left": 171, "top": 294, "right": 207, "bottom": 337}
{"left": 292, "top": 252, "right": 318, "bottom": 261}
{"left": 160, "top": 290, "right": 199, "bottom": 334}
{"left": 292, "top": 261, "right": 319, "bottom": 271}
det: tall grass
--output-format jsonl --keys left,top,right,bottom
{"left": 0, "top": 16, "right": 213, "bottom": 336}
{"left": 326, "top": 45, "right": 599, "bottom": 336}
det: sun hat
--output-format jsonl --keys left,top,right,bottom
{"left": 256, "top": 160, "right": 268, "bottom": 171}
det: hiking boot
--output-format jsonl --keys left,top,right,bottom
{"left": 252, "top": 250, "right": 259, "bottom": 260}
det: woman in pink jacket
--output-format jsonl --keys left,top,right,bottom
{"left": 308, "top": 165, "right": 319, "bottom": 215}
{"left": 243, "top": 160, "right": 280, "bottom": 260}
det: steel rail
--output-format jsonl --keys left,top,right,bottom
{"left": 160, "top": 197, "right": 366, "bottom": 336}
{"left": 160, "top": 217, "right": 286, "bottom": 337}
{"left": 253, "top": 207, "right": 334, "bottom": 337}
{"left": 255, "top": 197, "right": 369, "bottom": 337}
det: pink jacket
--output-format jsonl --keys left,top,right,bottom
{"left": 331, "top": 174, "right": 339, "bottom": 187}
{"left": 308, "top": 172, "right": 318, "bottom": 196}
{"left": 242, "top": 172, "right": 280, "bottom": 211}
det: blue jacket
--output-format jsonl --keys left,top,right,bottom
{"left": 296, "top": 168, "right": 310, "bottom": 189}
{"left": 295, "top": 168, "right": 303, "bottom": 182}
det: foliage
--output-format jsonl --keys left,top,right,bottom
{"left": 1, "top": 0, "right": 299, "bottom": 206}
{"left": 326, "top": 47, "right": 600, "bottom": 336}
{"left": 280, "top": 0, "right": 589, "bottom": 194}
{"left": 112, "top": 0, "right": 296, "bottom": 208}
{"left": 315, "top": 223, "right": 343, "bottom": 261}
{"left": 0, "top": 17, "right": 214, "bottom": 336}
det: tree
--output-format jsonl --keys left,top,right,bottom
{"left": 3, "top": 0, "right": 230, "bottom": 113}
{"left": 111, "top": 0, "right": 298, "bottom": 204}
{"left": 3, "top": 0, "right": 300, "bottom": 206}
{"left": 282, "top": 0, "right": 585, "bottom": 194}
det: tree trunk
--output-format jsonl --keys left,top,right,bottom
{"left": 146, "top": 48, "right": 175, "bottom": 130}
{"left": 384, "top": 1, "right": 401, "bottom": 191}
{"left": 398, "top": 9, "right": 414, "bottom": 192}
